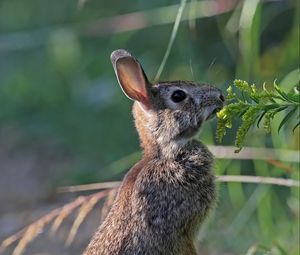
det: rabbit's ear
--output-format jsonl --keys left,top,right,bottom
{"left": 111, "top": 49, "right": 152, "bottom": 108}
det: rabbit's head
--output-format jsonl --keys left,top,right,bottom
{"left": 111, "top": 49, "right": 224, "bottom": 158}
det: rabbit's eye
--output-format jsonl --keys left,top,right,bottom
{"left": 171, "top": 90, "right": 186, "bottom": 103}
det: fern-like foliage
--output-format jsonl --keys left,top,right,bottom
{"left": 216, "top": 80, "right": 300, "bottom": 152}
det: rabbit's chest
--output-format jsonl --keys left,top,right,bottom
{"left": 169, "top": 161, "right": 215, "bottom": 205}
{"left": 137, "top": 158, "right": 215, "bottom": 216}
{"left": 166, "top": 163, "right": 216, "bottom": 232}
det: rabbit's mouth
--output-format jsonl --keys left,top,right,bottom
{"left": 205, "top": 106, "right": 223, "bottom": 121}
{"left": 203, "top": 91, "right": 224, "bottom": 120}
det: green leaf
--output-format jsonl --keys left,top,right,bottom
{"left": 249, "top": 95, "right": 259, "bottom": 103}
{"left": 263, "top": 103, "right": 281, "bottom": 111}
{"left": 274, "top": 83, "right": 295, "bottom": 103}
{"left": 277, "top": 107, "right": 297, "bottom": 133}
{"left": 256, "top": 111, "right": 267, "bottom": 128}
{"left": 286, "top": 91, "right": 300, "bottom": 103}
{"left": 262, "top": 83, "right": 278, "bottom": 102}
{"left": 238, "top": 108, "right": 249, "bottom": 117}
{"left": 270, "top": 105, "right": 289, "bottom": 114}
{"left": 292, "top": 121, "right": 300, "bottom": 132}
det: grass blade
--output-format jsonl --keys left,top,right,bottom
{"left": 277, "top": 106, "right": 297, "bottom": 133}
{"left": 273, "top": 242, "right": 289, "bottom": 255}
{"left": 257, "top": 111, "right": 267, "bottom": 128}
{"left": 257, "top": 105, "right": 289, "bottom": 128}
{"left": 154, "top": 0, "right": 187, "bottom": 82}
{"left": 292, "top": 120, "right": 300, "bottom": 132}
{"left": 274, "top": 83, "right": 295, "bottom": 103}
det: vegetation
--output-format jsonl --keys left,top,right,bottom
{"left": 216, "top": 80, "right": 300, "bottom": 152}
{"left": 0, "top": 0, "right": 299, "bottom": 254}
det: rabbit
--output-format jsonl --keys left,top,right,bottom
{"left": 83, "top": 49, "right": 224, "bottom": 255}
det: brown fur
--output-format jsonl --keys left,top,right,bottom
{"left": 83, "top": 50, "right": 224, "bottom": 255}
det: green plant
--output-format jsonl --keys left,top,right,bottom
{"left": 216, "top": 80, "right": 300, "bottom": 152}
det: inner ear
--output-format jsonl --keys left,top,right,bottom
{"left": 111, "top": 51, "right": 152, "bottom": 108}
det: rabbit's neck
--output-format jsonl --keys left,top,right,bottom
{"left": 140, "top": 138, "right": 188, "bottom": 159}
{"left": 138, "top": 121, "right": 189, "bottom": 159}
{"left": 139, "top": 132, "right": 189, "bottom": 159}
{"left": 133, "top": 103, "right": 206, "bottom": 159}
{"left": 157, "top": 138, "right": 188, "bottom": 159}
{"left": 145, "top": 138, "right": 206, "bottom": 160}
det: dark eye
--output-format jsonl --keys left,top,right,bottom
{"left": 171, "top": 90, "right": 186, "bottom": 103}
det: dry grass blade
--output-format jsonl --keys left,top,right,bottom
{"left": 65, "top": 190, "right": 109, "bottom": 246}
{"left": 12, "top": 223, "right": 44, "bottom": 255}
{"left": 266, "top": 159, "right": 297, "bottom": 173}
{"left": 0, "top": 206, "right": 61, "bottom": 254}
{"left": 217, "top": 175, "right": 300, "bottom": 187}
{"left": 57, "top": 146, "right": 299, "bottom": 193}
{"left": 57, "top": 181, "right": 121, "bottom": 193}
{"left": 0, "top": 191, "right": 110, "bottom": 255}
{"left": 101, "top": 189, "right": 117, "bottom": 222}
{"left": 208, "top": 145, "right": 299, "bottom": 162}
{"left": 50, "top": 196, "right": 86, "bottom": 235}
{"left": 50, "top": 207, "right": 73, "bottom": 236}
{"left": 58, "top": 182, "right": 120, "bottom": 193}
{"left": 57, "top": 175, "right": 300, "bottom": 194}
{"left": 245, "top": 244, "right": 258, "bottom": 255}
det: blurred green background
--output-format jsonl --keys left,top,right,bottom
{"left": 0, "top": 0, "right": 299, "bottom": 254}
